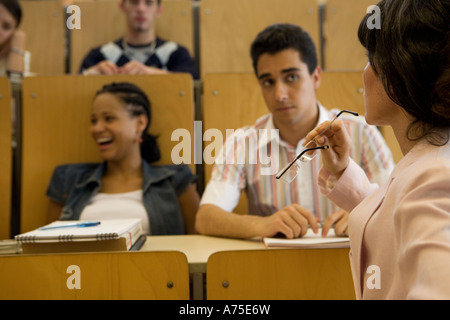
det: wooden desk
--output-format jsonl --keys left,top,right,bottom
{"left": 207, "top": 248, "right": 355, "bottom": 300}
{"left": 1, "top": 235, "right": 353, "bottom": 300}
{"left": 140, "top": 235, "right": 353, "bottom": 300}
{"left": 141, "top": 235, "right": 264, "bottom": 273}
{"left": 0, "top": 251, "right": 190, "bottom": 300}
{"left": 141, "top": 235, "right": 265, "bottom": 300}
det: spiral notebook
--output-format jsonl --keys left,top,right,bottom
{"left": 16, "top": 219, "right": 143, "bottom": 254}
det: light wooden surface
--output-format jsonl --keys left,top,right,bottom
{"left": 202, "top": 73, "right": 266, "bottom": 139}
{"left": 0, "top": 251, "right": 189, "bottom": 299}
{"left": 156, "top": 0, "right": 194, "bottom": 56}
{"left": 323, "top": 0, "right": 374, "bottom": 71}
{"left": 202, "top": 73, "right": 267, "bottom": 182}
{"left": 20, "top": 0, "right": 66, "bottom": 75}
{"left": 20, "top": 74, "right": 194, "bottom": 233}
{"left": 141, "top": 235, "right": 264, "bottom": 273}
{"left": 0, "top": 78, "right": 12, "bottom": 240}
{"left": 199, "top": 0, "right": 320, "bottom": 77}
{"left": 207, "top": 248, "right": 355, "bottom": 300}
{"left": 70, "top": 0, "right": 195, "bottom": 74}
{"left": 202, "top": 73, "right": 267, "bottom": 214}
{"left": 317, "top": 71, "right": 365, "bottom": 114}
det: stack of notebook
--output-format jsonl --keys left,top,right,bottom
{"left": 15, "top": 219, "right": 145, "bottom": 254}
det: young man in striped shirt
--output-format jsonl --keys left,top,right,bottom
{"left": 196, "top": 23, "right": 394, "bottom": 239}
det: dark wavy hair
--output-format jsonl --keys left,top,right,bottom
{"left": 95, "top": 82, "right": 161, "bottom": 163}
{"left": 358, "top": 0, "right": 450, "bottom": 145}
{"left": 0, "top": 0, "right": 22, "bottom": 27}
{"left": 250, "top": 23, "right": 318, "bottom": 75}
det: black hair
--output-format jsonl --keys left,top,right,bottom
{"left": 358, "top": 0, "right": 450, "bottom": 145}
{"left": 0, "top": 0, "right": 22, "bottom": 27}
{"left": 95, "top": 82, "right": 161, "bottom": 163}
{"left": 250, "top": 23, "right": 318, "bottom": 75}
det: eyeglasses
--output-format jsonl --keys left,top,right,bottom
{"left": 275, "top": 110, "right": 359, "bottom": 183}
{"left": 276, "top": 145, "right": 329, "bottom": 183}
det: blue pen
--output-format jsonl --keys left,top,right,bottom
{"left": 39, "top": 221, "right": 101, "bottom": 231}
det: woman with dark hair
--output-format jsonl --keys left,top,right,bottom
{"left": 0, "top": 0, "right": 28, "bottom": 76}
{"left": 46, "top": 82, "right": 199, "bottom": 235}
{"left": 305, "top": 0, "right": 450, "bottom": 299}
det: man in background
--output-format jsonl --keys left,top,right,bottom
{"left": 79, "top": 0, "right": 197, "bottom": 78}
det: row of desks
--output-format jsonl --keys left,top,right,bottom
{"left": 0, "top": 235, "right": 355, "bottom": 300}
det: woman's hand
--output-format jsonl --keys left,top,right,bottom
{"left": 303, "top": 119, "right": 352, "bottom": 179}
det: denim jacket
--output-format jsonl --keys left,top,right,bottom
{"left": 46, "top": 161, "right": 196, "bottom": 235}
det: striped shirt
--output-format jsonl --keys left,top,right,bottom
{"left": 200, "top": 104, "right": 395, "bottom": 220}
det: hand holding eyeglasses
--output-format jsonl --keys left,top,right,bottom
{"left": 303, "top": 110, "right": 358, "bottom": 179}
{"left": 276, "top": 110, "right": 358, "bottom": 183}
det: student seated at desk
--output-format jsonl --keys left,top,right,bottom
{"left": 46, "top": 82, "right": 199, "bottom": 235}
{"left": 195, "top": 24, "right": 395, "bottom": 240}
{"left": 79, "top": 0, "right": 197, "bottom": 79}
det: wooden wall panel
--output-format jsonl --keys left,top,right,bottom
{"left": 200, "top": 0, "right": 320, "bottom": 76}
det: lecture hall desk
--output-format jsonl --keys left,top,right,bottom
{"left": 0, "top": 235, "right": 354, "bottom": 300}
{"left": 141, "top": 235, "right": 355, "bottom": 300}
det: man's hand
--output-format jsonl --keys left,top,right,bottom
{"left": 254, "top": 204, "right": 321, "bottom": 239}
{"left": 119, "top": 60, "right": 168, "bottom": 75}
{"left": 84, "top": 60, "right": 120, "bottom": 75}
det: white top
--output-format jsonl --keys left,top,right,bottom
{"left": 80, "top": 190, "right": 150, "bottom": 234}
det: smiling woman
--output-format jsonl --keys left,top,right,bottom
{"left": 45, "top": 82, "right": 200, "bottom": 235}
{"left": 91, "top": 82, "right": 160, "bottom": 165}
